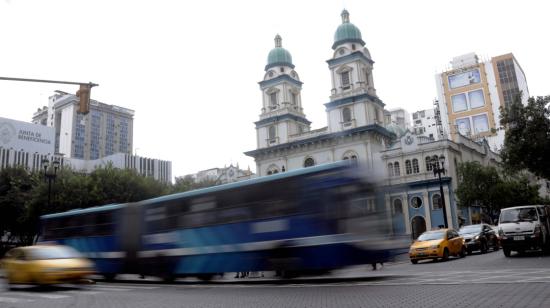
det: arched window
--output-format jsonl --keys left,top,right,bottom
{"left": 393, "top": 198, "right": 403, "bottom": 214}
{"left": 432, "top": 155, "right": 439, "bottom": 169}
{"left": 412, "top": 159, "right": 419, "bottom": 173}
{"left": 342, "top": 151, "right": 358, "bottom": 161}
{"left": 304, "top": 157, "right": 315, "bottom": 167}
{"left": 405, "top": 160, "right": 412, "bottom": 175}
{"left": 393, "top": 162, "right": 400, "bottom": 176}
{"left": 342, "top": 107, "right": 352, "bottom": 123}
{"left": 268, "top": 126, "right": 276, "bottom": 140}
{"left": 426, "top": 156, "right": 433, "bottom": 171}
{"left": 432, "top": 193, "right": 442, "bottom": 210}
{"left": 388, "top": 163, "right": 394, "bottom": 176}
{"left": 266, "top": 165, "right": 279, "bottom": 175}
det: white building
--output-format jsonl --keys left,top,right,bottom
{"left": 191, "top": 164, "right": 254, "bottom": 184}
{"left": 435, "top": 53, "right": 529, "bottom": 151}
{"left": 411, "top": 108, "right": 441, "bottom": 140}
{"left": 245, "top": 10, "right": 393, "bottom": 176}
{"left": 382, "top": 131, "right": 501, "bottom": 237}
{"left": 0, "top": 148, "right": 172, "bottom": 183}
{"left": 33, "top": 91, "right": 134, "bottom": 160}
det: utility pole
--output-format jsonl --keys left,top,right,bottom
{"left": 0, "top": 76, "right": 98, "bottom": 114}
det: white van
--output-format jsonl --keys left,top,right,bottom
{"left": 497, "top": 205, "right": 550, "bottom": 257}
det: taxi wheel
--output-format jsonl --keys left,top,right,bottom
{"left": 441, "top": 248, "right": 449, "bottom": 261}
{"left": 410, "top": 259, "right": 418, "bottom": 264}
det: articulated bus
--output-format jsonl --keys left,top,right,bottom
{"left": 40, "top": 162, "right": 406, "bottom": 280}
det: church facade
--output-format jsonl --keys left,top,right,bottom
{"left": 245, "top": 10, "right": 393, "bottom": 177}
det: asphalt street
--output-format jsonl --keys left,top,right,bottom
{"left": 1, "top": 249, "right": 550, "bottom": 308}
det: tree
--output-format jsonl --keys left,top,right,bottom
{"left": 172, "top": 175, "right": 220, "bottom": 193}
{"left": 455, "top": 162, "right": 541, "bottom": 221}
{"left": 0, "top": 167, "right": 40, "bottom": 248}
{"left": 500, "top": 95, "right": 550, "bottom": 179}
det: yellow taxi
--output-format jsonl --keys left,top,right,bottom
{"left": 1, "top": 245, "right": 95, "bottom": 285}
{"left": 409, "top": 228, "right": 466, "bottom": 264}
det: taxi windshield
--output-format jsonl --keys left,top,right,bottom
{"left": 27, "top": 246, "right": 83, "bottom": 260}
{"left": 417, "top": 231, "right": 445, "bottom": 241}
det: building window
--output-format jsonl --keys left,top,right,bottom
{"left": 455, "top": 118, "right": 471, "bottom": 136}
{"left": 269, "top": 92, "right": 278, "bottom": 108}
{"left": 393, "top": 198, "right": 403, "bottom": 214}
{"left": 411, "top": 196, "right": 423, "bottom": 209}
{"left": 342, "top": 107, "right": 352, "bottom": 123}
{"left": 451, "top": 93, "right": 468, "bottom": 112}
{"left": 412, "top": 159, "right": 419, "bottom": 173}
{"left": 426, "top": 157, "right": 432, "bottom": 171}
{"left": 343, "top": 151, "right": 358, "bottom": 161}
{"left": 268, "top": 125, "right": 276, "bottom": 142}
{"left": 341, "top": 71, "right": 351, "bottom": 89}
{"left": 304, "top": 157, "right": 315, "bottom": 168}
{"left": 432, "top": 193, "right": 443, "bottom": 210}
{"left": 290, "top": 91, "right": 297, "bottom": 105}
{"left": 393, "top": 162, "right": 400, "bottom": 176}
{"left": 405, "top": 160, "right": 412, "bottom": 175}
{"left": 469, "top": 90, "right": 485, "bottom": 109}
{"left": 266, "top": 165, "right": 279, "bottom": 175}
{"left": 388, "top": 163, "right": 394, "bottom": 176}
{"left": 472, "top": 114, "right": 490, "bottom": 134}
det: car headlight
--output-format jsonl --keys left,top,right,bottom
{"left": 474, "top": 235, "right": 480, "bottom": 241}
{"left": 430, "top": 245, "right": 440, "bottom": 249}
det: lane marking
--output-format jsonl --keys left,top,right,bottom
{"left": 89, "top": 287, "right": 132, "bottom": 292}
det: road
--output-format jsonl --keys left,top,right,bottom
{"left": 2, "top": 249, "right": 550, "bottom": 307}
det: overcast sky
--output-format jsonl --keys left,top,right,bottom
{"left": 0, "top": 0, "right": 548, "bottom": 178}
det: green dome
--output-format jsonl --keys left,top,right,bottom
{"left": 265, "top": 34, "right": 294, "bottom": 70}
{"left": 332, "top": 10, "right": 365, "bottom": 50}
{"left": 386, "top": 123, "right": 406, "bottom": 138}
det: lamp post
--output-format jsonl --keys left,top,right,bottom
{"left": 431, "top": 155, "right": 449, "bottom": 228}
{"left": 42, "top": 158, "right": 60, "bottom": 208}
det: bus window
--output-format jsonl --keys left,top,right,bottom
{"left": 218, "top": 206, "right": 251, "bottom": 224}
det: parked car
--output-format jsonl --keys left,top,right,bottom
{"left": 498, "top": 205, "right": 550, "bottom": 257}
{"left": 409, "top": 229, "right": 466, "bottom": 264}
{"left": 1, "top": 245, "right": 95, "bottom": 286}
{"left": 458, "top": 224, "right": 499, "bottom": 254}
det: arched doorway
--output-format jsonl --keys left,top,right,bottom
{"left": 411, "top": 216, "right": 427, "bottom": 240}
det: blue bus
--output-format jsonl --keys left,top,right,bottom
{"left": 40, "top": 162, "right": 405, "bottom": 280}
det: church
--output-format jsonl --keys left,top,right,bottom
{"left": 244, "top": 10, "right": 501, "bottom": 238}
{"left": 244, "top": 10, "right": 393, "bottom": 177}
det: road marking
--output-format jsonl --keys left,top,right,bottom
{"left": 0, "top": 296, "right": 33, "bottom": 303}
{"left": 90, "top": 287, "right": 132, "bottom": 292}
{"left": 7, "top": 291, "right": 70, "bottom": 299}
{"left": 96, "top": 284, "right": 160, "bottom": 289}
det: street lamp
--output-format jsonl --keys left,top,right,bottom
{"left": 42, "top": 158, "right": 60, "bottom": 208}
{"left": 431, "top": 155, "right": 449, "bottom": 228}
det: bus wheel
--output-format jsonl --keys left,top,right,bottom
{"left": 103, "top": 273, "right": 116, "bottom": 281}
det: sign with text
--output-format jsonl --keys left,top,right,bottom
{"left": 0, "top": 117, "right": 55, "bottom": 154}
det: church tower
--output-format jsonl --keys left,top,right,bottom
{"left": 325, "top": 10, "right": 385, "bottom": 133}
{"left": 255, "top": 35, "right": 311, "bottom": 149}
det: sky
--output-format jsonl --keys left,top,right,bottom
{"left": 0, "top": 0, "right": 548, "bottom": 179}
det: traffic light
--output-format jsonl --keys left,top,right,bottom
{"left": 76, "top": 84, "right": 91, "bottom": 114}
